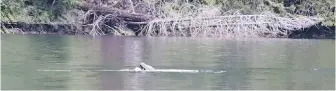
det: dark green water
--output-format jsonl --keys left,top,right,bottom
{"left": 1, "top": 35, "right": 335, "bottom": 90}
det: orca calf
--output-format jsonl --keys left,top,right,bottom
{"left": 139, "top": 62, "right": 155, "bottom": 71}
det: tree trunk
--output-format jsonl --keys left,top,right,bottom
{"left": 77, "top": 3, "right": 153, "bottom": 22}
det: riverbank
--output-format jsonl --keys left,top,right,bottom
{"left": 1, "top": 0, "right": 334, "bottom": 39}
{"left": 1, "top": 22, "right": 334, "bottom": 39}
{"left": 1, "top": 22, "right": 138, "bottom": 36}
{"left": 288, "top": 23, "right": 335, "bottom": 39}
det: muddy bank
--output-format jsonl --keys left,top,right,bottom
{"left": 1, "top": 22, "right": 141, "bottom": 36}
{"left": 1, "top": 22, "right": 335, "bottom": 39}
{"left": 1, "top": 22, "right": 85, "bottom": 35}
{"left": 288, "top": 23, "right": 335, "bottom": 39}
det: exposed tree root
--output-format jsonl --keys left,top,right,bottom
{"left": 81, "top": 0, "right": 323, "bottom": 38}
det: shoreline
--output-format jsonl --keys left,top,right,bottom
{"left": 1, "top": 22, "right": 335, "bottom": 39}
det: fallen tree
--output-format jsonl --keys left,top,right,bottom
{"left": 75, "top": 1, "right": 156, "bottom": 35}
{"left": 1, "top": 0, "right": 332, "bottom": 38}
{"left": 77, "top": 3, "right": 153, "bottom": 22}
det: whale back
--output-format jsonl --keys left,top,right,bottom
{"left": 140, "top": 62, "right": 155, "bottom": 70}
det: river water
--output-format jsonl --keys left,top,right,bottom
{"left": 1, "top": 35, "right": 335, "bottom": 90}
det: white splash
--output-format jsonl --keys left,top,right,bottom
{"left": 37, "top": 68, "right": 227, "bottom": 74}
{"left": 115, "top": 68, "right": 227, "bottom": 73}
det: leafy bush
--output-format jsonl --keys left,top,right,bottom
{"left": 1, "top": 0, "right": 78, "bottom": 23}
{"left": 1, "top": 0, "right": 334, "bottom": 26}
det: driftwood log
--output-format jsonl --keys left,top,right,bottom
{"left": 77, "top": 3, "right": 153, "bottom": 23}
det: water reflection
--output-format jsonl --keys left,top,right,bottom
{"left": 66, "top": 36, "right": 102, "bottom": 90}
{"left": 122, "top": 38, "right": 144, "bottom": 89}
{"left": 100, "top": 36, "right": 124, "bottom": 89}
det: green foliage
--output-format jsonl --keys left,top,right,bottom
{"left": 275, "top": 0, "right": 335, "bottom": 26}
{"left": 1, "top": 0, "right": 78, "bottom": 23}
{"left": 1, "top": 0, "right": 24, "bottom": 22}
{"left": 204, "top": 0, "right": 335, "bottom": 26}
{"left": 1, "top": 0, "right": 334, "bottom": 26}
